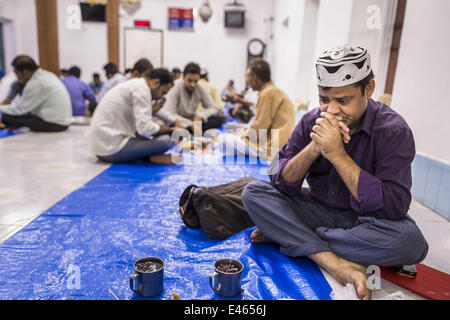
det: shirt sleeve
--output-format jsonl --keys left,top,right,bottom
{"left": 6, "top": 81, "right": 23, "bottom": 100}
{"left": 349, "top": 126, "right": 415, "bottom": 220}
{"left": 211, "top": 86, "right": 224, "bottom": 110}
{"left": 247, "top": 92, "right": 273, "bottom": 132}
{"left": 132, "top": 85, "right": 160, "bottom": 138}
{"left": 269, "top": 113, "right": 314, "bottom": 196}
{"left": 196, "top": 85, "right": 219, "bottom": 120}
{"left": 157, "top": 85, "right": 179, "bottom": 124}
{"left": 0, "top": 81, "right": 48, "bottom": 116}
{"left": 96, "top": 79, "right": 114, "bottom": 102}
{"left": 83, "top": 82, "right": 97, "bottom": 105}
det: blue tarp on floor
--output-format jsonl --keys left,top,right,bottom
{"left": 0, "top": 154, "right": 332, "bottom": 300}
{"left": 0, "top": 128, "right": 24, "bottom": 139}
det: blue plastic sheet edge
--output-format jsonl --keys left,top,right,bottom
{"left": 0, "top": 128, "right": 25, "bottom": 139}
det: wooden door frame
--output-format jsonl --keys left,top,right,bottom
{"left": 384, "top": 0, "right": 407, "bottom": 94}
{"left": 35, "top": 0, "right": 59, "bottom": 75}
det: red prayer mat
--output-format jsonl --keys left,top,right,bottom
{"left": 381, "top": 264, "right": 450, "bottom": 300}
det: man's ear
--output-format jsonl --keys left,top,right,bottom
{"left": 150, "top": 78, "right": 161, "bottom": 88}
{"left": 365, "top": 79, "right": 376, "bottom": 99}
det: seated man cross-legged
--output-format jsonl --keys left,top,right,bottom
{"left": 217, "top": 58, "right": 295, "bottom": 160}
{"left": 156, "top": 62, "right": 223, "bottom": 133}
{"left": 0, "top": 55, "right": 72, "bottom": 132}
{"left": 87, "top": 68, "right": 177, "bottom": 165}
{"left": 241, "top": 46, "right": 429, "bottom": 300}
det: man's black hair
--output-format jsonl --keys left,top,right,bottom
{"left": 132, "top": 58, "right": 153, "bottom": 74}
{"left": 183, "top": 62, "right": 201, "bottom": 76}
{"left": 103, "top": 62, "right": 119, "bottom": 76}
{"left": 12, "top": 55, "right": 38, "bottom": 72}
{"left": 145, "top": 68, "right": 174, "bottom": 85}
{"left": 320, "top": 71, "right": 374, "bottom": 96}
{"left": 172, "top": 67, "right": 181, "bottom": 74}
{"left": 248, "top": 58, "right": 271, "bottom": 83}
{"left": 69, "top": 66, "right": 81, "bottom": 78}
{"left": 93, "top": 73, "right": 100, "bottom": 78}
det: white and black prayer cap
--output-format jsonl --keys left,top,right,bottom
{"left": 200, "top": 65, "right": 208, "bottom": 77}
{"left": 316, "top": 46, "right": 372, "bottom": 87}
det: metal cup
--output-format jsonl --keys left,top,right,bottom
{"left": 129, "top": 257, "right": 164, "bottom": 297}
{"left": 209, "top": 258, "right": 244, "bottom": 297}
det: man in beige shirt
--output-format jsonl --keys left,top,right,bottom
{"left": 217, "top": 59, "right": 295, "bottom": 160}
{"left": 197, "top": 67, "right": 223, "bottom": 113}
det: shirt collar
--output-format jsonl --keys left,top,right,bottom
{"left": 353, "top": 98, "right": 378, "bottom": 136}
{"left": 259, "top": 81, "right": 272, "bottom": 93}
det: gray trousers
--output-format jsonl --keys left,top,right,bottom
{"left": 97, "top": 134, "right": 174, "bottom": 163}
{"left": 242, "top": 180, "right": 429, "bottom": 267}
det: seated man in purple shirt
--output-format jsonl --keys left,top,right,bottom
{"left": 241, "top": 46, "right": 428, "bottom": 300}
{"left": 62, "top": 66, "right": 97, "bottom": 116}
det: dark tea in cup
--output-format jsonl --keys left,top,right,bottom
{"left": 209, "top": 258, "right": 244, "bottom": 297}
{"left": 130, "top": 257, "right": 164, "bottom": 297}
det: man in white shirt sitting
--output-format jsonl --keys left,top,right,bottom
{"left": 88, "top": 68, "right": 177, "bottom": 165}
{"left": 156, "top": 62, "right": 224, "bottom": 133}
{"left": 0, "top": 55, "right": 72, "bottom": 132}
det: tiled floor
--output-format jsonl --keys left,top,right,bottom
{"left": 0, "top": 126, "right": 448, "bottom": 300}
{"left": 0, "top": 126, "right": 110, "bottom": 242}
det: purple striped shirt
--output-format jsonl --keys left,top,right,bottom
{"left": 270, "top": 99, "right": 415, "bottom": 221}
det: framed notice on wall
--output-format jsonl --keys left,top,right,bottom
{"left": 168, "top": 8, "right": 194, "bottom": 31}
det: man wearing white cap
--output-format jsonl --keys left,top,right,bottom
{"left": 241, "top": 46, "right": 428, "bottom": 299}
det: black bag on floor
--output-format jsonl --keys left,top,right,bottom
{"left": 202, "top": 115, "right": 227, "bottom": 131}
{"left": 179, "top": 177, "right": 256, "bottom": 240}
{"left": 235, "top": 105, "right": 254, "bottom": 123}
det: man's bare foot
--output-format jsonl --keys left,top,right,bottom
{"left": 250, "top": 229, "right": 273, "bottom": 243}
{"left": 309, "top": 252, "right": 371, "bottom": 300}
{"left": 334, "top": 262, "right": 371, "bottom": 300}
{"left": 149, "top": 154, "right": 178, "bottom": 165}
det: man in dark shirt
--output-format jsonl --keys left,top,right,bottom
{"left": 242, "top": 46, "right": 428, "bottom": 300}
{"left": 89, "top": 73, "right": 104, "bottom": 96}
{"left": 62, "top": 66, "right": 97, "bottom": 116}
{"left": 1, "top": 81, "right": 24, "bottom": 105}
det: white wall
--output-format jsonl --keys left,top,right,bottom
{"left": 269, "top": 0, "right": 305, "bottom": 103}
{"left": 118, "top": 0, "right": 272, "bottom": 92}
{"left": 0, "top": 0, "right": 38, "bottom": 71}
{"left": 57, "top": 0, "right": 108, "bottom": 83}
{"left": 1, "top": 0, "right": 273, "bottom": 89}
{"left": 347, "top": 0, "right": 397, "bottom": 100}
{"left": 55, "top": 0, "right": 273, "bottom": 88}
{"left": 307, "top": 0, "right": 354, "bottom": 110}
{"left": 268, "top": 0, "right": 320, "bottom": 106}
{"left": 391, "top": 0, "right": 450, "bottom": 162}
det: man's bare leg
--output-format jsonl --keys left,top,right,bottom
{"left": 308, "top": 251, "right": 370, "bottom": 300}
